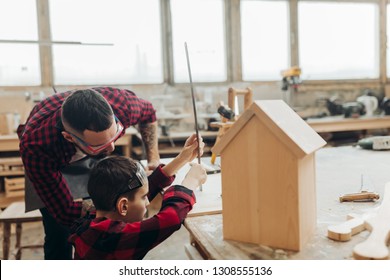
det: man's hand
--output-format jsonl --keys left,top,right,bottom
{"left": 81, "top": 199, "right": 96, "bottom": 217}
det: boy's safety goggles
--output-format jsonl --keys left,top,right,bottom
{"left": 113, "top": 163, "right": 148, "bottom": 207}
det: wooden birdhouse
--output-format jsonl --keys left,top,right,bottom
{"left": 212, "top": 100, "right": 326, "bottom": 251}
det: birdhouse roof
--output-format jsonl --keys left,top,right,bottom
{"left": 212, "top": 100, "right": 326, "bottom": 158}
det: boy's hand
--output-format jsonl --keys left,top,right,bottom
{"left": 181, "top": 163, "right": 207, "bottom": 191}
{"left": 178, "top": 134, "right": 205, "bottom": 163}
{"left": 146, "top": 159, "right": 160, "bottom": 175}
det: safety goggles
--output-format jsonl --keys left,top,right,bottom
{"left": 69, "top": 115, "right": 124, "bottom": 155}
{"left": 127, "top": 163, "right": 147, "bottom": 190}
{"left": 113, "top": 163, "right": 147, "bottom": 206}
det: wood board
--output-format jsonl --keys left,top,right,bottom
{"left": 353, "top": 183, "right": 390, "bottom": 259}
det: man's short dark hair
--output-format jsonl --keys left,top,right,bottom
{"left": 62, "top": 89, "right": 114, "bottom": 133}
{"left": 88, "top": 155, "right": 140, "bottom": 211}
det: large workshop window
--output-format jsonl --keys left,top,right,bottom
{"left": 241, "top": 0, "right": 289, "bottom": 81}
{"left": 170, "top": 0, "right": 227, "bottom": 83}
{"left": 0, "top": 0, "right": 41, "bottom": 86}
{"left": 49, "top": 0, "right": 163, "bottom": 85}
{"left": 298, "top": 1, "right": 379, "bottom": 80}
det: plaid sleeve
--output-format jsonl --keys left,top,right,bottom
{"left": 20, "top": 146, "right": 82, "bottom": 226}
{"left": 147, "top": 164, "right": 175, "bottom": 201}
{"left": 118, "top": 185, "right": 195, "bottom": 259}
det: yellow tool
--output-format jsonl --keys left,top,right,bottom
{"left": 281, "top": 66, "right": 301, "bottom": 92}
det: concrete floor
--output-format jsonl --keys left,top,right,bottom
{"left": 0, "top": 219, "right": 191, "bottom": 260}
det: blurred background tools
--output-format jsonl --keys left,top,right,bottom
{"left": 358, "top": 136, "right": 390, "bottom": 150}
{"left": 281, "top": 66, "right": 301, "bottom": 92}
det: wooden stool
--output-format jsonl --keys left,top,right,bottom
{"left": 228, "top": 87, "right": 253, "bottom": 120}
{"left": 0, "top": 202, "right": 43, "bottom": 260}
{"left": 210, "top": 87, "right": 253, "bottom": 164}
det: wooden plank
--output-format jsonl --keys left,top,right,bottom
{"left": 0, "top": 134, "right": 19, "bottom": 152}
{"left": 0, "top": 157, "right": 23, "bottom": 166}
{"left": 0, "top": 170, "right": 24, "bottom": 176}
{"left": 5, "top": 177, "right": 25, "bottom": 197}
{"left": 297, "top": 153, "right": 317, "bottom": 248}
{"left": 353, "top": 182, "right": 390, "bottom": 260}
{"left": 306, "top": 115, "right": 390, "bottom": 133}
{"left": 0, "top": 193, "right": 24, "bottom": 209}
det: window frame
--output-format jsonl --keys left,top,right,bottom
{"left": 0, "top": 0, "right": 388, "bottom": 91}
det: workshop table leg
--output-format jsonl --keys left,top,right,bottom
{"left": 3, "top": 222, "right": 11, "bottom": 260}
{"left": 15, "top": 223, "right": 22, "bottom": 260}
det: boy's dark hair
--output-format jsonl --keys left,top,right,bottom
{"left": 88, "top": 155, "right": 141, "bottom": 211}
{"left": 62, "top": 89, "right": 114, "bottom": 134}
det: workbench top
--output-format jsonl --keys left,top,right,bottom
{"left": 184, "top": 146, "right": 390, "bottom": 259}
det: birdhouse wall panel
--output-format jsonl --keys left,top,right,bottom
{"left": 297, "top": 153, "right": 317, "bottom": 248}
{"left": 222, "top": 117, "right": 301, "bottom": 250}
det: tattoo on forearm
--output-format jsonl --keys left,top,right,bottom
{"left": 139, "top": 123, "right": 158, "bottom": 160}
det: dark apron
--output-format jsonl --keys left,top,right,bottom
{"left": 25, "top": 157, "right": 97, "bottom": 212}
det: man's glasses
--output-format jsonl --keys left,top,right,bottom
{"left": 68, "top": 115, "right": 124, "bottom": 155}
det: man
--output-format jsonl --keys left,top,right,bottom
{"left": 18, "top": 87, "right": 160, "bottom": 259}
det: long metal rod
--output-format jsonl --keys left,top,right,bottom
{"left": 184, "top": 42, "right": 201, "bottom": 166}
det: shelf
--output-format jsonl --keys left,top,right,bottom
{"left": 0, "top": 170, "right": 24, "bottom": 176}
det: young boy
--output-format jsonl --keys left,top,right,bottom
{"left": 68, "top": 134, "right": 207, "bottom": 259}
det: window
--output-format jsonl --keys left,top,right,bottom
{"left": 299, "top": 1, "right": 379, "bottom": 80}
{"left": 170, "top": 0, "right": 226, "bottom": 83}
{"left": 0, "top": 0, "right": 41, "bottom": 86}
{"left": 241, "top": 0, "right": 289, "bottom": 81}
{"left": 49, "top": 0, "right": 163, "bottom": 85}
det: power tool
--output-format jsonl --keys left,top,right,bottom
{"left": 281, "top": 66, "right": 301, "bottom": 91}
{"left": 358, "top": 136, "right": 390, "bottom": 150}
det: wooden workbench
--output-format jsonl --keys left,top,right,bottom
{"left": 306, "top": 115, "right": 390, "bottom": 133}
{"left": 184, "top": 146, "right": 390, "bottom": 259}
